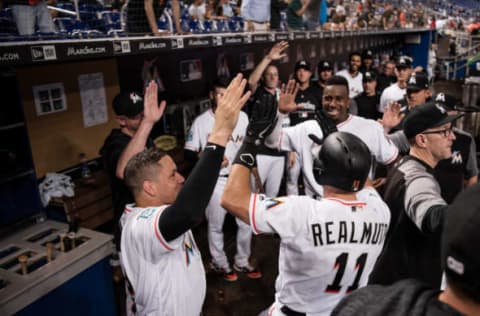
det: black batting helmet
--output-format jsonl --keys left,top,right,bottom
{"left": 310, "top": 132, "right": 371, "bottom": 192}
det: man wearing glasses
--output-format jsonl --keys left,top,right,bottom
{"left": 369, "top": 101, "right": 463, "bottom": 289}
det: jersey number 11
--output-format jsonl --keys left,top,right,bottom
{"left": 325, "top": 252, "right": 368, "bottom": 293}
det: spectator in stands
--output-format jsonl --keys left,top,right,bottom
{"left": 428, "top": 43, "right": 437, "bottom": 83}
{"left": 379, "top": 56, "right": 413, "bottom": 113}
{"left": 377, "top": 59, "right": 396, "bottom": 93}
{"left": 304, "top": 0, "right": 320, "bottom": 30}
{"left": 270, "top": 0, "right": 288, "bottom": 31}
{"left": 336, "top": 51, "right": 364, "bottom": 99}
{"left": 287, "top": 0, "right": 310, "bottom": 31}
{"left": 189, "top": 0, "right": 206, "bottom": 21}
{"left": 241, "top": 0, "right": 271, "bottom": 31}
{"left": 381, "top": 3, "right": 394, "bottom": 30}
{"left": 216, "top": 0, "right": 238, "bottom": 18}
{"left": 6, "top": 0, "right": 56, "bottom": 35}
{"left": 354, "top": 71, "right": 381, "bottom": 120}
{"left": 127, "top": 0, "right": 181, "bottom": 35}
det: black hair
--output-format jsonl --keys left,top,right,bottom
{"left": 124, "top": 148, "right": 167, "bottom": 196}
{"left": 211, "top": 76, "right": 231, "bottom": 91}
{"left": 349, "top": 51, "right": 362, "bottom": 61}
{"left": 325, "top": 75, "right": 350, "bottom": 93}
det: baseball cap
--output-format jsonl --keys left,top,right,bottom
{"left": 362, "top": 49, "right": 374, "bottom": 60}
{"left": 318, "top": 60, "right": 333, "bottom": 72}
{"left": 295, "top": 60, "right": 311, "bottom": 72}
{"left": 403, "top": 101, "right": 463, "bottom": 139}
{"left": 406, "top": 72, "right": 429, "bottom": 92}
{"left": 434, "top": 92, "right": 462, "bottom": 111}
{"left": 434, "top": 93, "right": 480, "bottom": 112}
{"left": 113, "top": 91, "right": 144, "bottom": 117}
{"left": 396, "top": 55, "right": 413, "bottom": 69}
{"left": 363, "top": 71, "right": 377, "bottom": 82}
{"left": 442, "top": 183, "right": 480, "bottom": 297}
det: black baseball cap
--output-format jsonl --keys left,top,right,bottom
{"left": 362, "top": 49, "right": 374, "bottom": 60}
{"left": 435, "top": 93, "right": 480, "bottom": 113}
{"left": 318, "top": 60, "right": 333, "bottom": 72}
{"left": 403, "top": 101, "right": 463, "bottom": 139}
{"left": 406, "top": 72, "right": 429, "bottom": 92}
{"left": 434, "top": 93, "right": 462, "bottom": 111}
{"left": 442, "top": 183, "right": 480, "bottom": 298}
{"left": 396, "top": 55, "right": 413, "bottom": 69}
{"left": 363, "top": 71, "right": 377, "bottom": 82}
{"left": 113, "top": 91, "right": 144, "bottom": 117}
{"left": 295, "top": 60, "right": 311, "bottom": 72}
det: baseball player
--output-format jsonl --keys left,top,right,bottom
{"left": 119, "top": 74, "right": 251, "bottom": 315}
{"left": 246, "top": 41, "right": 289, "bottom": 196}
{"left": 267, "top": 76, "right": 398, "bottom": 198}
{"left": 222, "top": 114, "right": 391, "bottom": 316}
{"left": 185, "top": 77, "right": 261, "bottom": 281}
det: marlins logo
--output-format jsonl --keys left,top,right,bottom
{"left": 408, "top": 73, "right": 416, "bottom": 85}
{"left": 264, "top": 197, "right": 284, "bottom": 210}
{"left": 130, "top": 92, "right": 142, "bottom": 104}
{"left": 451, "top": 151, "right": 463, "bottom": 164}
{"left": 435, "top": 93, "right": 446, "bottom": 103}
{"left": 434, "top": 102, "right": 446, "bottom": 114}
{"left": 184, "top": 232, "right": 196, "bottom": 265}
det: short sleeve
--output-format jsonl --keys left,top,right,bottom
{"left": 123, "top": 207, "right": 184, "bottom": 263}
{"left": 248, "top": 193, "right": 308, "bottom": 238}
{"left": 184, "top": 117, "right": 202, "bottom": 152}
{"left": 372, "top": 121, "right": 398, "bottom": 165}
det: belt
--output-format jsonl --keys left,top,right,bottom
{"left": 281, "top": 305, "right": 306, "bottom": 316}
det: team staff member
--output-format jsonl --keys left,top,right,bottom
{"left": 222, "top": 124, "right": 390, "bottom": 315}
{"left": 185, "top": 77, "right": 260, "bottom": 281}
{"left": 369, "top": 101, "right": 463, "bottom": 288}
{"left": 354, "top": 71, "right": 381, "bottom": 120}
{"left": 360, "top": 50, "right": 377, "bottom": 76}
{"left": 100, "top": 86, "right": 166, "bottom": 251}
{"left": 120, "top": 75, "right": 251, "bottom": 315}
{"left": 247, "top": 41, "right": 289, "bottom": 197}
{"left": 268, "top": 76, "right": 398, "bottom": 198}
{"left": 433, "top": 93, "right": 478, "bottom": 203}
{"left": 333, "top": 184, "right": 480, "bottom": 316}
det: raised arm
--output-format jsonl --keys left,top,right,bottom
{"left": 116, "top": 81, "right": 166, "bottom": 179}
{"left": 160, "top": 74, "right": 251, "bottom": 241}
{"left": 222, "top": 93, "right": 278, "bottom": 223}
{"left": 248, "top": 41, "right": 289, "bottom": 92}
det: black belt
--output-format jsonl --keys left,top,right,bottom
{"left": 280, "top": 305, "right": 306, "bottom": 316}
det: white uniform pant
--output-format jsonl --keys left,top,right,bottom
{"left": 286, "top": 152, "right": 300, "bottom": 195}
{"left": 255, "top": 154, "right": 285, "bottom": 196}
{"left": 206, "top": 177, "right": 252, "bottom": 270}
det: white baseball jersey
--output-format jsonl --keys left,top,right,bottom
{"left": 249, "top": 188, "right": 390, "bottom": 315}
{"left": 278, "top": 115, "right": 398, "bottom": 197}
{"left": 185, "top": 109, "right": 249, "bottom": 176}
{"left": 379, "top": 83, "right": 406, "bottom": 112}
{"left": 120, "top": 204, "right": 206, "bottom": 316}
{"left": 336, "top": 69, "right": 364, "bottom": 99}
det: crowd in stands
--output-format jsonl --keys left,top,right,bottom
{"left": 0, "top": 0, "right": 478, "bottom": 40}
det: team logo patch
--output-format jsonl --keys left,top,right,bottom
{"left": 451, "top": 151, "right": 462, "bottom": 164}
{"left": 435, "top": 93, "right": 446, "bottom": 102}
{"left": 138, "top": 208, "right": 156, "bottom": 219}
{"left": 265, "top": 198, "right": 283, "bottom": 210}
{"left": 184, "top": 233, "right": 195, "bottom": 265}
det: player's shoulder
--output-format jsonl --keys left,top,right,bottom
{"left": 238, "top": 110, "right": 249, "bottom": 122}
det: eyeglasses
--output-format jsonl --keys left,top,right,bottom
{"left": 422, "top": 127, "right": 454, "bottom": 137}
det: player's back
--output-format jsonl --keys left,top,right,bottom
{"left": 275, "top": 188, "right": 390, "bottom": 315}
